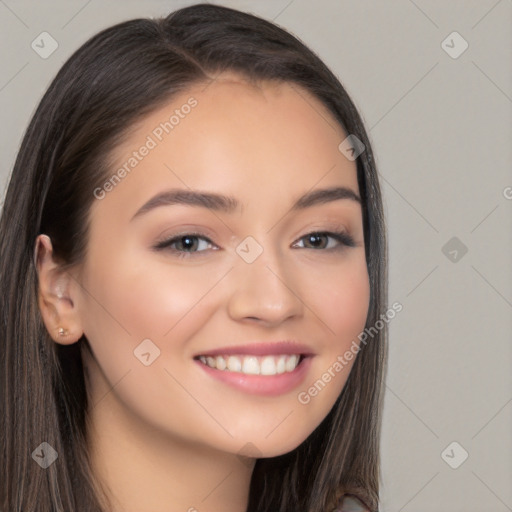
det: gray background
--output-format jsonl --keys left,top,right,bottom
{"left": 1, "top": 1, "right": 511, "bottom": 511}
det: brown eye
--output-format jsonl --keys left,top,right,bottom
{"left": 153, "top": 232, "right": 217, "bottom": 258}
{"left": 295, "top": 230, "right": 356, "bottom": 250}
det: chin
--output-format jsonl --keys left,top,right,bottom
{"left": 224, "top": 429, "right": 312, "bottom": 460}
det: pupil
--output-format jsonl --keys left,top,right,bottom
{"left": 309, "top": 234, "right": 323, "bottom": 248}
{"left": 182, "top": 236, "right": 196, "bottom": 250}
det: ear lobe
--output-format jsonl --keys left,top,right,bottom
{"left": 34, "top": 234, "right": 84, "bottom": 344}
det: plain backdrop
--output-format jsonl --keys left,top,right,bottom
{"left": 1, "top": 1, "right": 511, "bottom": 511}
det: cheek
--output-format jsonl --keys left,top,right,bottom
{"left": 77, "top": 253, "right": 228, "bottom": 435}
{"left": 306, "top": 255, "right": 370, "bottom": 348}
{"left": 83, "top": 251, "right": 224, "bottom": 343}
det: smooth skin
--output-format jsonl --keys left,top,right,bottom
{"left": 35, "top": 73, "right": 370, "bottom": 512}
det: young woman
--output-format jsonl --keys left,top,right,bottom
{"left": 0, "top": 4, "right": 387, "bottom": 511}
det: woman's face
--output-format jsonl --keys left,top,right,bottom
{"left": 74, "top": 74, "right": 370, "bottom": 458}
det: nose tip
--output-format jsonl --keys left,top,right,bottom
{"left": 226, "top": 258, "right": 304, "bottom": 325}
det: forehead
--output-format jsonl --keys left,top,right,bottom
{"left": 95, "top": 73, "right": 359, "bottom": 220}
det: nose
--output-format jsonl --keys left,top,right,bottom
{"left": 226, "top": 244, "right": 304, "bottom": 326}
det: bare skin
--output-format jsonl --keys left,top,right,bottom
{"left": 35, "top": 73, "right": 370, "bottom": 512}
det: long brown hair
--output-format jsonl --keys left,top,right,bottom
{"left": 0, "top": 4, "right": 387, "bottom": 511}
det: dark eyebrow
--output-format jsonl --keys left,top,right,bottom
{"left": 291, "top": 186, "right": 361, "bottom": 210}
{"left": 130, "top": 186, "right": 361, "bottom": 221}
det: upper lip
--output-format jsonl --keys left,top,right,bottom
{"left": 194, "top": 341, "right": 315, "bottom": 358}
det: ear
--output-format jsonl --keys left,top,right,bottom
{"left": 34, "top": 234, "right": 84, "bottom": 345}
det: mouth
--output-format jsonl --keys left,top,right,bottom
{"left": 194, "top": 353, "right": 307, "bottom": 376}
{"left": 192, "top": 341, "right": 315, "bottom": 395}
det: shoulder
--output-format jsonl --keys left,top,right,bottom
{"left": 333, "top": 494, "right": 372, "bottom": 512}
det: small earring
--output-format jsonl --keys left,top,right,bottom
{"left": 58, "top": 327, "right": 69, "bottom": 336}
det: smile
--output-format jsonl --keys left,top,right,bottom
{"left": 197, "top": 354, "right": 303, "bottom": 375}
{"left": 194, "top": 352, "right": 313, "bottom": 396}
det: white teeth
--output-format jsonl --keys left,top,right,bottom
{"left": 215, "top": 355, "right": 227, "bottom": 370}
{"left": 285, "top": 354, "right": 299, "bottom": 372}
{"left": 242, "top": 356, "right": 260, "bottom": 374}
{"left": 260, "top": 356, "right": 276, "bottom": 375}
{"left": 198, "top": 354, "right": 302, "bottom": 375}
{"left": 276, "top": 355, "right": 286, "bottom": 374}
{"left": 227, "top": 355, "right": 242, "bottom": 372}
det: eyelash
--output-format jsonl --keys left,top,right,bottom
{"left": 153, "top": 228, "right": 356, "bottom": 259}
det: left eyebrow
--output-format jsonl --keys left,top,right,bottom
{"left": 130, "top": 185, "right": 361, "bottom": 222}
{"left": 290, "top": 186, "right": 361, "bottom": 210}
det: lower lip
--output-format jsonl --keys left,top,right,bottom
{"left": 194, "top": 356, "right": 313, "bottom": 396}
